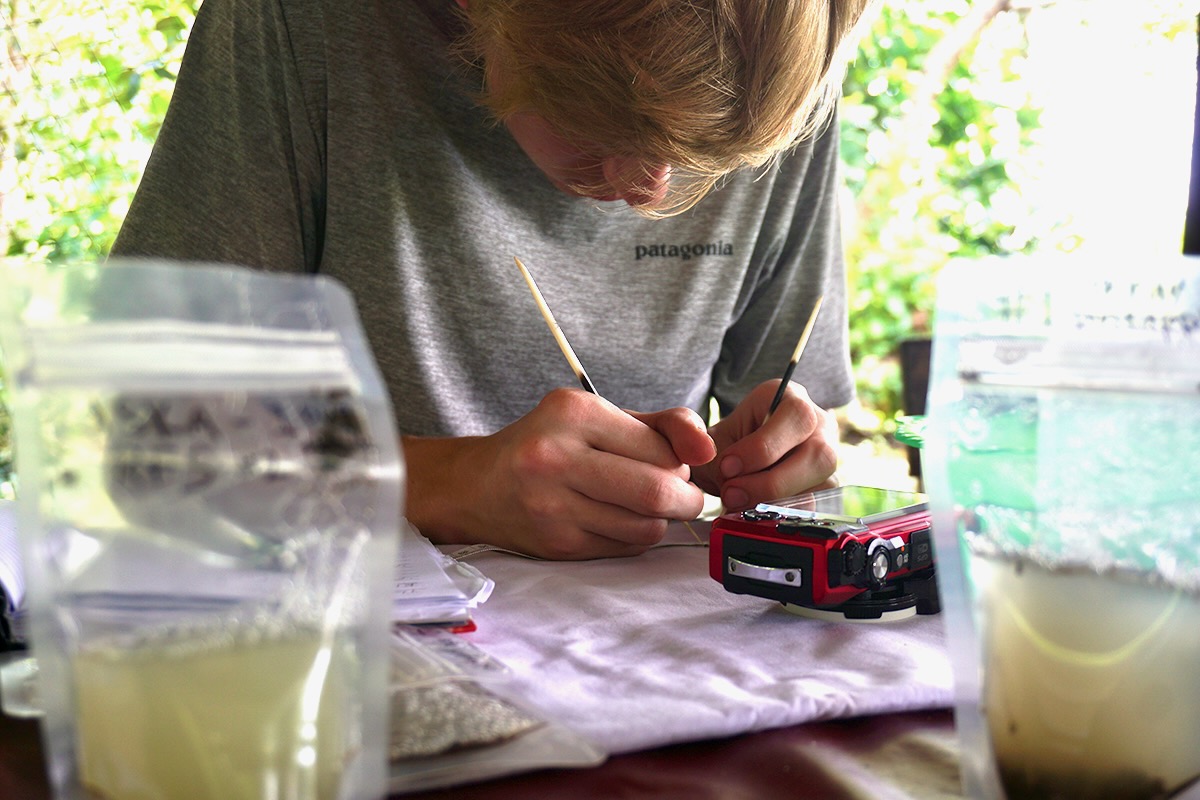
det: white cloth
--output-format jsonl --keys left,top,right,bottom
{"left": 453, "top": 521, "right": 954, "bottom": 755}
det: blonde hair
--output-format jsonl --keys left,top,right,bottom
{"left": 460, "top": 0, "right": 877, "bottom": 216}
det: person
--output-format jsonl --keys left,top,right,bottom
{"left": 111, "top": 0, "right": 876, "bottom": 560}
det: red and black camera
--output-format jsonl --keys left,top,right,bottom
{"left": 709, "top": 485, "right": 939, "bottom": 621}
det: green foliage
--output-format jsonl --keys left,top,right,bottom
{"left": 839, "top": 2, "right": 1046, "bottom": 430}
{"left": 2, "top": 0, "right": 198, "bottom": 261}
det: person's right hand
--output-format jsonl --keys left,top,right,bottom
{"left": 403, "top": 388, "right": 714, "bottom": 559}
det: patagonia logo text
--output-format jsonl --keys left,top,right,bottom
{"left": 634, "top": 241, "right": 734, "bottom": 261}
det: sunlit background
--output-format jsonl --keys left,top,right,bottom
{"left": 2, "top": 0, "right": 1198, "bottom": 499}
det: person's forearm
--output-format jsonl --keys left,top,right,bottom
{"left": 400, "top": 435, "right": 486, "bottom": 546}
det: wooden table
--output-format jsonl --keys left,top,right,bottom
{"left": 1, "top": 706, "right": 962, "bottom": 799}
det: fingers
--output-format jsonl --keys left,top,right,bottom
{"left": 466, "top": 381, "right": 843, "bottom": 556}
{"left": 501, "top": 459, "right": 703, "bottom": 560}
{"left": 569, "top": 447, "right": 707, "bottom": 521}
{"left": 518, "top": 493, "right": 680, "bottom": 561}
{"left": 706, "top": 381, "right": 840, "bottom": 512}
{"left": 718, "top": 434, "right": 839, "bottom": 512}
{"left": 726, "top": 382, "right": 826, "bottom": 470}
{"left": 475, "top": 388, "right": 710, "bottom": 559}
{"left": 510, "top": 398, "right": 707, "bottom": 522}
{"left": 626, "top": 406, "right": 716, "bottom": 467}
{"left": 538, "top": 389, "right": 689, "bottom": 476}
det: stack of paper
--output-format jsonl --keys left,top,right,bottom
{"left": 393, "top": 522, "right": 493, "bottom": 627}
{"left": 0, "top": 501, "right": 494, "bottom": 642}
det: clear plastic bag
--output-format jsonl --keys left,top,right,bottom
{"left": 0, "top": 258, "right": 403, "bottom": 800}
{"left": 386, "top": 627, "right": 605, "bottom": 793}
{"left": 925, "top": 256, "right": 1200, "bottom": 800}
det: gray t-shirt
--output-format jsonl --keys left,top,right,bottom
{"left": 112, "top": 0, "right": 854, "bottom": 438}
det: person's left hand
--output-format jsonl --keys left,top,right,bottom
{"left": 690, "top": 380, "right": 839, "bottom": 511}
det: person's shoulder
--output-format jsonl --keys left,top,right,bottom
{"left": 269, "top": 0, "right": 430, "bottom": 38}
